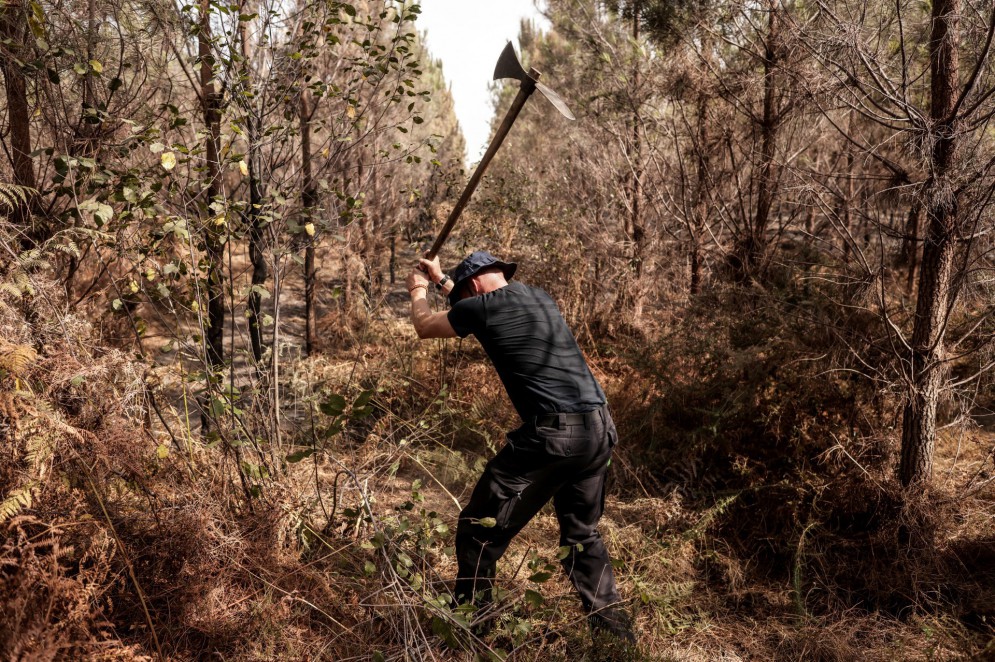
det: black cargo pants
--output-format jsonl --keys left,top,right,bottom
{"left": 454, "top": 403, "right": 622, "bottom": 615}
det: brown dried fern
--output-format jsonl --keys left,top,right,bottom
{"left": 0, "top": 342, "right": 37, "bottom": 378}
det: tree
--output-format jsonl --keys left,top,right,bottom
{"left": 899, "top": 0, "right": 963, "bottom": 486}
{"left": 0, "top": 0, "right": 37, "bottom": 232}
{"left": 807, "top": 0, "right": 995, "bottom": 488}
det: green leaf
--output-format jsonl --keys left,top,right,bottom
{"left": 320, "top": 393, "right": 346, "bottom": 416}
{"left": 364, "top": 561, "right": 376, "bottom": 575}
{"left": 323, "top": 419, "right": 345, "bottom": 439}
{"left": 528, "top": 571, "right": 553, "bottom": 583}
{"left": 479, "top": 517, "right": 497, "bottom": 528}
{"left": 210, "top": 398, "right": 227, "bottom": 417}
{"left": 94, "top": 203, "right": 113, "bottom": 226}
{"left": 286, "top": 448, "right": 316, "bottom": 463}
{"left": 249, "top": 284, "right": 271, "bottom": 300}
{"left": 353, "top": 389, "right": 374, "bottom": 408}
{"left": 557, "top": 545, "right": 572, "bottom": 561}
{"left": 524, "top": 589, "right": 544, "bottom": 608}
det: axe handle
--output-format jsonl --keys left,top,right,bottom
{"left": 426, "top": 72, "right": 540, "bottom": 259}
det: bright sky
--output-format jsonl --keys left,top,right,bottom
{"left": 415, "top": 1, "right": 550, "bottom": 163}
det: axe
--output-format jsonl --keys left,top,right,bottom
{"left": 425, "top": 42, "right": 575, "bottom": 259}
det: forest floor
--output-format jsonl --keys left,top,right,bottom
{"left": 4, "top": 236, "right": 995, "bottom": 661}
{"left": 152, "top": 240, "right": 995, "bottom": 660}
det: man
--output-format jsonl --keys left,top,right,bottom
{"left": 406, "top": 250, "right": 634, "bottom": 643}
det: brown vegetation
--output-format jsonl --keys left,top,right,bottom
{"left": 1, "top": 0, "right": 995, "bottom": 660}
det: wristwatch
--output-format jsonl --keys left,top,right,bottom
{"left": 436, "top": 274, "right": 451, "bottom": 290}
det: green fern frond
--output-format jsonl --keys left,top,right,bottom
{"left": 12, "top": 270, "right": 34, "bottom": 296}
{"left": 51, "top": 240, "right": 81, "bottom": 259}
{"left": 25, "top": 431, "right": 56, "bottom": 474}
{"left": 17, "top": 248, "right": 45, "bottom": 269}
{"left": 0, "top": 283, "right": 21, "bottom": 298}
{"left": 0, "top": 484, "right": 35, "bottom": 525}
{"left": 0, "top": 183, "right": 35, "bottom": 213}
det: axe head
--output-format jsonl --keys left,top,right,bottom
{"left": 493, "top": 42, "right": 576, "bottom": 121}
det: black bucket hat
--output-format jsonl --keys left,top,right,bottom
{"left": 448, "top": 250, "right": 517, "bottom": 306}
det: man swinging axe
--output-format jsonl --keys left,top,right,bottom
{"left": 404, "top": 44, "right": 635, "bottom": 645}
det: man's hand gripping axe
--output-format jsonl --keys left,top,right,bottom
{"left": 425, "top": 43, "right": 575, "bottom": 259}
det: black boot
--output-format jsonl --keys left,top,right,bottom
{"left": 589, "top": 607, "right": 636, "bottom": 646}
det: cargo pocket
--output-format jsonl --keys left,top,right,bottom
{"left": 597, "top": 472, "right": 608, "bottom": 520}
{"left": 495, "top": 487, "right": 522, "bottom": 529}
{"left": 538, "top": 426, "right": 576, "bottom": 457}
{"left": 607, "top": 424, "right": 618, "bottom": 449}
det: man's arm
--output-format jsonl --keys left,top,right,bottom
{"left": 406, "top": 259, "right": 457, "bottom": 339}
{"left": 409, "top": 289, "right": 456, "bottom": 338}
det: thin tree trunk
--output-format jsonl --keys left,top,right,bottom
{"left": 627, "top": 4, "right": 645, "bottom": 317}
{"left": 840, "top": 142, "right": 854, "bottom": 263}
{"left": 199, "top": 0, "right": 224, "bottom": 432}
{"left": 735, "top": 0, "right": 780, "bottom": 282}
{"left": 389, "top": 231, "right": 396, "bottom": 284}
{"left": 899, "top": 0, "right": 961, "bottom": 488}
{"left": 900, "top": 203, "right": 922, "bottom": 294}
{"left": 239, "top": 9, "right": 267, "bottom": 367}
{"left": 75, "top": 0, "right": 102, "bottom": 155}
{"left": 0, "top": 1, "right": 37, "bottom": 232}
{"left": 690, "top": 58, "right": 712, "bottom": 295}
{"left": 301, "top": 93, "right": 318, "bottom": 355}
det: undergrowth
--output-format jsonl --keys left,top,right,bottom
{"left": 1, "top": 228, "right": 993, "bottom": 661}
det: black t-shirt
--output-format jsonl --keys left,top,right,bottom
{"left": 447, "top": 281, "right": 606, "bottom": 420}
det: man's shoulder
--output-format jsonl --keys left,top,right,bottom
{"left": 506, "top": 281, "right": 548, "bottom": 298}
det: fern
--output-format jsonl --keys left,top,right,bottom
{"left": 0, "top": 283, "right": 21, "bottom": 298}
{"left": 0, "top": 342, "right": 38, "bottom": 377}
{"left": 0, "top": 394, "right": 67, "bottom": 524}
{"left": 25, "top": 429, "right": 57, "bottom": 475}
{"left": 0, "top": 484, "right": 35, "bottom": 525}
{"left": 0, "top": 183, "right": 34, "bottom": 214}
{"left": 51, "top": 240, "right": 81, "bottom": 259}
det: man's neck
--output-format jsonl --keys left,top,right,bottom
{"left": 476, "top": 276, "right": 509, "bottom": 295}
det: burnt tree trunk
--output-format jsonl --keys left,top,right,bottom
{"left": 301, "top": 93, "right": 318, "bottom": 356}
{"left": 626, "top": 4, "right": 645, "bottom": 317}
{"left": 239, "top": 13, "right": 267, "bottom": 367}
{"left": 198, "top": 0, "right": 224, "bottom": 433}
{"left": 0, "top": 1, "right": 37, "bottom": 231}
{"left": 899, "top": 0, "right": 961, "bottom": 488}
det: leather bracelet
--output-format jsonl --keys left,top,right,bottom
{"left": 408, "top": 284, "right": 428, "bottom": 295}
{"left": 436, "top": 274, "right": 451, "bottom": 290}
